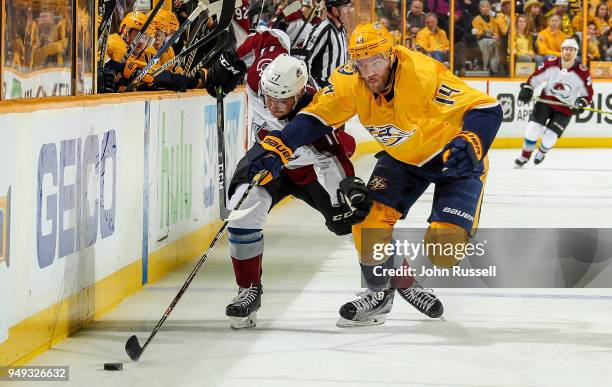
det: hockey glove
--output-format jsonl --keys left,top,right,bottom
{"left": 205, "top": 49, "right": 247, "bottom": 98}
{"left": 442, "top": 131, "right": 483, "bottom": 178}
{"left": 153, "top": 71, "right": 197, "bottom": 92}
{"left": 97, "top": 66, "right": 116, "bottom": 93}
{"left": 339, "top": 176, "right": 373, "bottom": 224}
{"left": 518, "top": 83, "right": 534, "bottom": 104}
{"left": 325, "top": 202, "right": 354, "bottom": 236}
{"left": 572, "top": 97, "right": 589, "bottom": 114}
{"left": 245, "top": 133, "right": 293, "bottom": 185}
{"left": 123, "top": 57, "right": 154, "bottom": 84}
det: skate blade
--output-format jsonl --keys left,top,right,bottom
{"left": 229, "top": 312, "right": 257, "bottom": 329}
{"left": 336, "top": 315, "right": 387, "bottom": 328}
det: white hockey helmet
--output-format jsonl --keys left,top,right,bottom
{"left": 259, "top": 54, "right": 308, "bottom": 100}
{"left": 561, "top": 38, "right": 579, "bottom": 50}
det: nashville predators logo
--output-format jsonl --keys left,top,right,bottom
{"left": 365, "top": 124, "right": 416, "bottom": 147}
{"left": 368, "top": 176, "right": 388, "bottom": 190}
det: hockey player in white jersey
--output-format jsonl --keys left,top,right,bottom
{"left": 208, "top": 52, "right": 368, "bottom": 329}
{"left": 515, "top": 38, "right": 594, "bottom": 167}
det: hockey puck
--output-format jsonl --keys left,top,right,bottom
{"left": 103, "top": 363, "right": 123, "bottom": 371}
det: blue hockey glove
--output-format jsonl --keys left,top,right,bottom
{"left": 442, "top": 132, "right": 483, "bottom": 178}
{"left": 245, "top": 133, "right": 293, "bottom": 184}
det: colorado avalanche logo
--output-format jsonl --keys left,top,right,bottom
{"left": 366, "top": 124, "right": 416, "bottom": 147}
{"left": 256, "top": 58, "right": 273, "bottom": 75}
{"left": 551, "top": 82, "right": 573, "bottom": 100}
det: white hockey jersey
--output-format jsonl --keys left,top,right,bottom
{"left": 237, "top": 30, "right": 355, "bottom": 205}
{"left": 527, "top": 57, "right": 594, "bottom": 116}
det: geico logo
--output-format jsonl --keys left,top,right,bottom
{"left": 36, "top": 130, "right": 117, "bottom": 269}
{"left": 442, "top": 207, "right": 475, "bottom": 222}
{"left": 263, "top": 138, "right": 292, "bottom": 159}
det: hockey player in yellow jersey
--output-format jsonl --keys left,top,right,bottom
{"left": 246, "top": 22, "right": 503, "bottom": 326}
{"left": 105, "top": 11, "right": 157, "bottom": 89}
{"left": 105, "top": 10, "right": 203, "bottom": 92}
{"left": 153, "top": 9, "right": 182, "bottom": 73}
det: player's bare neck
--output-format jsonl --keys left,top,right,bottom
{"left": 561, "top": 59, "right": 574, "bottom": 70}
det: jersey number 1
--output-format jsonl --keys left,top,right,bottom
{"left": 435, "top": 84, "right": 461, "bottom": 106}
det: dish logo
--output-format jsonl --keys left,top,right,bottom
{"left": 497, "top": 93, "right": 515, "bottom": 122}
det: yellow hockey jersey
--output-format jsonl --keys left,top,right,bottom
{"left": 301, "top": 46, "right": 498, "bottom": 166}
{"left": 106, "top": 33, "right": 156, "bottom": 66}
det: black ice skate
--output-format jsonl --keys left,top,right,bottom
{"left": 396, "top": 287, "right": 444, "bottom": 318}
{"left": 226, "top": 284, "right": 263, "bottom": 329}
{"left": 514, "top": 156, "right": 529, "bottom": 168}
{"left": 337, "top": 289, "right": 394, "bottom": 327}
{"left": 533, "top": 150, "right": 546, "bottom": 165}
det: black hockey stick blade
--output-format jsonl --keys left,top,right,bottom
{"left": 125, "top": 335, "right": 144, "bottom": 361}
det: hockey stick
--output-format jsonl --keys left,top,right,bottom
{"left": 149, "top": 0, "right": 235, "bottom": 78}
{"left": 532, "top": 97, "right": 612, "bottom": 115}
{"left": 217, "top": 85, "right": 230, "bottom": 219}
{"left": 125, "top": 171, "right": 267, "bottom": 362}
{"left": 186, "top": 0, "right": 300, "bottom": 76}
{"left": 120, "top": 0, "right": 170, "bottom": 65}
{"left": 125, "top": 0, "right": 209, "bottom": 90}
{"left": 97, "top": 0, "right": 117, "bottom": 71}
{"left": 184, "top": 0, "right": 242, "bottom": 74}
{"left": 290, "top": 0, "right": 320, "bottom": 49}
{"left": 183, "top": 7, "right": 210, "bottom": 72}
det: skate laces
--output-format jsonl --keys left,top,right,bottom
{"left": 232, "top": 286, "right": 259, "bottom": 307}
{"left": 352, "top": 289, "right": 385, "bottom": 312}
{"left": 401, "top": 288, "right": 437, "bottom": 311}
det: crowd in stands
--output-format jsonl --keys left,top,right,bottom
{"left": 378, "top": 0, "right": 612, "bottom": 74}
{"left": 3, "top": 0, "right": 611, "bottom": 97}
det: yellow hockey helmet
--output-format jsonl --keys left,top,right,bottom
{"left": 348, "top": 21, "right": 395, "bottom": 61}
{"left": 161, "top": 9, "right": 180, "bottom": 34}
{"left": 120, "top": 11, "right": 156, "bottom": 38}
{"left": 153, "top": 9, "right": 179, "bottom": 34}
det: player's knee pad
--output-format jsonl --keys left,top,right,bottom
{"left": 540, "top": 128, "right": 559, "bottom": 151}
{"left": 228, "top": 228, "right": 264, "bottom": 260}
{"left": 353, "top": 201, "right": 402, "bottom": 265}
{"left": 424, "top": 221, "right": 469, "bottom": 268}
{"left": 524, "top": 121, "right": 546, "bottom": 143}
{"left": 227, "top": 184, "right": 272, "bottom": 230}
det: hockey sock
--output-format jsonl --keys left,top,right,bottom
{"left": 360, "top": 257, "right": 394, "bottom": 290}
{"left": 390, "top": 258, "right": 415, "bottom": 288}
{"left": 228, "top": 228, "right": 264, "bottom": 288}
{"left": 521, "top": 121, "right": 546, "bottom": 158}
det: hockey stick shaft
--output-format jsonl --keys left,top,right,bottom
{"left": 217, "top": 88, "right": 229, "bottom": 218}
{"left": 183, "top": 10, "right": 209, "bottom": 71}
{"left": 97, "top": 0, "right": 117, "bottom": 71}
{"left": 184, "top": 0, "right": 242, "bottom": 74}
{"left": 126, "top": 0, "right": 208, "bottom": 90}
{"left": 120, "top": 0, "right": 168, "bottom": 64}
{"left": 533, "top": 97, "right": 612, "bottom": 115}
{"left": 186, "top": 28, "right": 229, "bottom": 76}
{"left": 125, "top": 171, "right": 267, "bottom": 361}
{"left": 151, "top": 0, "right": 235, "bottom": 77}
{"left": 290, "top": 0, "right": 320, "bottom": 49}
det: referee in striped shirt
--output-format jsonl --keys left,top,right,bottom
{"left": 303, "top": 0, "right": 352, "bottom": 89}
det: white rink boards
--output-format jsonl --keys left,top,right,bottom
{"left": 9, "top": 149, "right": 612, "bottom": 387}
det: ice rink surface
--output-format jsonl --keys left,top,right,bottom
{"left": 14, "top": 149, "right": 612, "bottom": 386}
